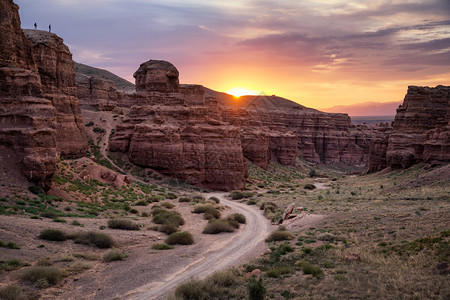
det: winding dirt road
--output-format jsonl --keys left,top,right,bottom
{"left": 124, "top": 192, "right": 273, "bottom": 300}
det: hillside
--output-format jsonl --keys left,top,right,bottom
{"left": 74, "top": 62, "right": 135, "bottom": 93}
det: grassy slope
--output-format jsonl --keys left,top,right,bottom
{"left": 173, "top": 162, "right": 450, "bottom": 300}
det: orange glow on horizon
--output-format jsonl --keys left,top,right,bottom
{"left": 226, "top": 87, "right": 262, "bottom": 98}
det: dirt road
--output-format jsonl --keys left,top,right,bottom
{"left": 124, "top": 192, "right": 273, "bottom": 300}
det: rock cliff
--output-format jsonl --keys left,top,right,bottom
{"left": 109, "top": 60, "right": 246, "bottom": 190}
{"left": 368, "top": 85, "right": 449, "bottom": 171}
{"left": 23, "top": 29, "right": 88, "bottom": 158}
{"left": 0, "top": 0, "right": 87, "bottom": 188}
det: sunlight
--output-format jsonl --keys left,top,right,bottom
{"left": 226, "top": 87, "right": 261, "bottom": 98}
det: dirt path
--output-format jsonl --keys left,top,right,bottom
{"left": 124, "top": 192, "right": 273, "bottom": 300}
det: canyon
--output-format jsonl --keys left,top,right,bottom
{"left": 1, "top": 0, "right": 449, "bottom": 192}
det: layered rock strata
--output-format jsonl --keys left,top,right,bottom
{"left": 109, "top": 60, "right": 246, "bottom": 190}
{"left": 0, "top": 0, "right": 87, "bottom": 188}
{"left": 368, "top": 85, "right": 449, "bottom": 171}
{"left": 24, "top": 29, "right": 87, "bottom": 158}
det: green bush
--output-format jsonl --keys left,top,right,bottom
{"left": 308, "top": 168, "right": 317, "bottom": 178}
{"left": 0, "top": 240, "right": 20, "bottom": 249}
{"left": 20, "top": 266, "right": 66, "bottom": 286}
{"left": 229, "top": 191, "right": 244, "bottom": 200}
{"left": 304, "top": 184, "right": 316, "bottom": 190}
{"left": 267, "top": 266, "right": 292, "bottom": 278}
{"left": 28, "top": 185, "right": 44, "bottom": 195}
{"left": 301, "top": 262, "right": 323, "bottom": 277}
{"left": 203, "top": 220, "right": 235, "bottom": 234}
{"left": 209, "top": 196, "right": 220, "bottom": 204}
{"left": 166, "top": 193, "right": 178, "bottom": 199}
{"left": 158, "top": 223, "right": 179, "bottom": 235}
{"left": 152, "top": 208, "right": 185, "bottom": 226}
{"left": 166, "top": 231, "right": 194, "bottom": 245}
{"left": 107, "top": 219, "right": 139, "bottom": 230}
{"left": 178, "top": 197, "right": 191, "bottom": 203}
{"left": 151, "top": 243, "right": 174, "bottom": 250}
{"left": 193, "top": 205, "right": 221, "bottom": 219}
{"left": 102, "top": 249, "right": 127, "bottom": 262}
{"left": 0, "top": 284, "right": 26, "bottom": 300}
{"left": 39, "top": 229, "right": 66, "bottom": 241}
{"left": 70, "top": 231, "right": 114, "bottom": 248}
{"left": 265, "top": 230, "right": 294, "bottom": 242}
{"left": 161, "top": 202, "right": 175, "bottom": 209}
{"left": 247, "top": 276, "right": 266, "bottom": 300}
{"left": 134, "top": 200, "right": 148, "bottom": 206}
{"left": 175, "top": 279, "right": 206, "bottom": 299}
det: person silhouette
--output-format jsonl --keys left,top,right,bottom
{"left": 34, "top": 23, "right": 37, "bottom": 29}
{"left": 49, "top": 24, "right": 51, "bottom": 32}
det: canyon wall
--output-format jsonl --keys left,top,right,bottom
{"left": 0, "top": 0, "right": 86, "bottom": 188}
{"left": 368, "top": 85, "right": 449, "bottom": 171}
{"left": 109, "top": 60, "right": 247, "bottom": 190}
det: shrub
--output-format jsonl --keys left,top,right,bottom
{"left": 28, "top": 185, "right": 44, "bottom": 195}
{"left": 39, "top": 229, "right": 67, "bottom": 241}
{"left": 247, "top": 199, "right": 257, "bottom": 205}
{"left": 247, "top": 276, "right": 266, "bottom": 300}
{"left": 203, "top": 220, "right": 235, "bottom": 234}
{"left": 103, "top": 249, "right": 127, "bottom": 262}
{"left": 39, "top": 211, "right": 59, "bottom": 219}
{"left": 193, "top": 205, "right": 221, "bottom": 219}
{"left": 304, "top": 184, "right": 316, "bottom": 190}
{"left": 107, "top": 219, "right": 139, "bottom": 230}
{"left": 175, "top": 279, "right": 206, "bottom": 300}
{"left": 229, "top": 213, "right": 246, "bottom": 224}
{"left": 192, "top": 195, "right": 205, "bottom": 203}
{"left": 265, "top": 230, "right": 294, "bottom": 242}
{"left": 166, "top": 193, "right": 178, "bottom": 199}
{"left": 209, "top": 196, "right": 220, "bottom": 204}
{"left": 300, "top": 262, "right": 323, "bottom": 277}
{"left": 70, "top": 231, "right": 114, "bottom": 248}
{"left": 158, "top": 224, "right": 179, "bottom": 235}
{"left": 178, "top": 197, "right": 191, "bottom": 203}
{"left": 229, "top": 191, "right": 244, "bottom": 200}
{"left": 134, "top": 200, "right": 148, "bottom": 206}
{"left": 93, "top": 127, "right": 106, "bottom": 133}
{"left": 151, "top": 243, "right": 174, "bottom": 250}
{"left": 161, "top": 202, "right": 175, "bottom": 209}
{"left": 267, "top": 266, "right": 292, "bottom": 278}
{"left": 1, "top": 259, "right": 22, "bottom": 271}
{"left": 71, "top": 220, "right": 83, "bottom": 226}
{"left": 152, "top": 208, "right": 184, "bottom": 226}
{"left": 166, "top": 231, "right": 194, "bottom": 245}
{"left": 20, "top": 266, "right": 66, "bottom": 286}
{"left": 0, "top": 284, "right": 26, "bottom": 300}
{"left": 308, "top": 168, "right": 317, "bottom": 178}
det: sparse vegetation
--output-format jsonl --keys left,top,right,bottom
{"left": 20, "top": 266, "right": 66, "bottom": 287}
{"left": 39, "top": 228, "right": 67, "bottom": 241}
{"left": 107, "top": 219, "right": 140, "bottom": 230}
{"left": 69, "top": 231, "right": 114, "bottom": 248}
{"left": 151, "top": 243, "right": 174, "bottom": 250}
{"left": 103, "top": 249, "right": 127, "bottom": 262}
{"left": 203, "top": 219, "right": 235, "bottom": 234}
{"left": 0, "top": 284, "right": 26, "bottom": 300}
{"left": 193, "top": 204, "right": 221, "bottom": 220}
{"left": 265, "top": 230, "right": 294, "bottom": 242}
{"left": 166, "top": 231, "right": 194, "bottom": 245}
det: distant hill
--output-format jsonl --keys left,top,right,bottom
{"left": 322, "top": 101, "right": 401, "bottom": 116}
{"left": 74, "top": 62, "right": 135, "bottom": 93}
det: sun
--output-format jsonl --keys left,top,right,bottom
{"left": 226, "top": 87, "right": 261, "bottom": 98}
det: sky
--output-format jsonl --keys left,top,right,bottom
{"left": 15, "top": 0, "right": 450, "bottom": 111}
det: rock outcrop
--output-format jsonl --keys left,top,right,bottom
{"left": 212, "top": 93, "right": 373, "bottom": 168}
{"left": 368, "top": 85, "right": 449, "bottom": 171}
{"left": 0, "top": 0, "right": 87, "bottom": 188}
{"left": 109, "top": 60, "right": 247, "bottom": 190}
{"left": 77, "top": 74, "right": 119, "bottom": 111}
{"left": 24, "top": 29, "right": 88, "bottom": 158}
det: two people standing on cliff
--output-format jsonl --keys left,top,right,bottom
{"left": 33, "top": 23, "right": 51, "bottom": 32}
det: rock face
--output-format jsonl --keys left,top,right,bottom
{"left": 109, "top": 62, "right": 246, "bottom": 190}
{"left": 0, "top": 0, "right": 87, "bottom": 188}
{"left": 23, "top": 29, "right": 88, "bottom": 158}
{"left": 368, "top": 85, "right": 450, "bottom": 171}
{"left": 212, "top": 93, "right": 373, "bottom": 168}
{"left": 77, "top": 74, "right": 119, "bottom": 111}
{"left": 134, "top": 60, "right": 179, "bottom": 93}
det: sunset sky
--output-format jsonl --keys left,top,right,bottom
{"left": 15, "top": 0, "right": 450, "bottom": 111}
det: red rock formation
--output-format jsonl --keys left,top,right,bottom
{"left": 24, "top": 29, "right": 87, "bottom": 158}
{"left": 386, "top": 86, "right": 449, "bottom": 168}
{"left": 77, "top": 74, "right": 118, "bottom": 111}
{"left": 0, "top": 0, "right": 88, "bottom": 188}
{"left": 366, "top": 126, "right": 391, "bottom": 172}
{"left": 0, "top": 0, "right": 56, "bottom": 189}
{"left": 110, "top": 61, "right": 246, "bottom": 190}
